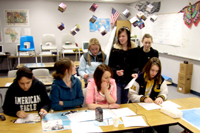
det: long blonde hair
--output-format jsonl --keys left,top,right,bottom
{"left": 87, "top": 38, "right": 105, "bottom": 66}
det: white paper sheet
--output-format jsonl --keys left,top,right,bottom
{"left": 67, "top": 111, "right": 95, "bottom": 122}
{"left": 122, "top": 116, "right": 148, "bottom": 127}
{"left": 138, "top": 103, "right": 161, "bottom": 110}
{"left": 111, "top": 107, "right": 136, "bottom": 117}
{"left": 5, "top": 82, "right": 12, "bottom": 87}
{"left": 14, "top": 114, "right": 40, "bottom": 123}
{"left": 160, "top": 101, "right": 181, "bottom": 108}
{"left": 125, "top": 78, "right": 136, "bottom": 89}
{"left": 70, "top": 122, "right": 102, "bottom": 133}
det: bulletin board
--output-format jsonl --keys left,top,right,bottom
{"left": 142, "top": 13, "right": 200, "bottom": 61}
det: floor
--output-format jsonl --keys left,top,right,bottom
{"left": 0, "top": 70, "right": 199, "bottom": 133}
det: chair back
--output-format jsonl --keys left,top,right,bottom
{"left": 8, "top": 70, "right": 17, "bottom": 77}
{"left": 61, "top": 34, "right": 75, "bottom": 46}
{"left": 20, "top": 36, "right": 35, "bottom": 51}
{"left": 42, "top": 34, "right": 56, "bottom": 47}
{"left": 82, "top": 88, "right": 87, "bottom": 107}
{"left": 32, "top": 68, "right": 50, "bottom": 76}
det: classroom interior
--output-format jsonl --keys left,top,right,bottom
{"left": 0, "top": 0, "right": 200, "bottom": 132}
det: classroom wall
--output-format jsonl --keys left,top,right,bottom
{"left": 1, "top": 0, "right": 200, "bottom": 94}
{"left": 0, "top": 0, "right": 129, "bottom": 70}
{"left": 0, "top": 0, "right": 128, "bottom": 54}
{"left": 129, "top": 0, "right": 200, "bottom": 93}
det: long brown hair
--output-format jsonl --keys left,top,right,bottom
{"left": 52, "top": 58, "right": 72, "bottom": 79}
{"left": 93, "top": 64, "right": 113, "bottom": 92}
{"left": 142, "top": 57, "right": 162, "bottom": 85}
{"left": 117, "top": 27, "right": 131, "bottom": 49}
{"left": 87, "top": 38, "right": 105, "bottom": 66}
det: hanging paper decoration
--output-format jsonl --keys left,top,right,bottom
{"left": 137, "top": 19, "right": 145, "bottom": 29}
{"left": 89, "top": 3, "right": 98, "bottom": 12}
{"left": 89, "top": 15, "right": 97, "bottom": 23}
{"left": 70, "top": 24, "right": 81, "bottom": 36}
{"left": 179, "top": 1, "right": 200, "bottom": 28}
{"left": 135, "top": 1, "right": 161, "bottom": 15}
{"left": 99, "top": 26, "right": 107, "bottom": 36}
{"left": 58, "top": 3, "right": 67, "bottom": 13}
{"left": 122, "top": 9, "right": 131, "bottom": 18}
{"left": 57, "top": 22, "right": 65, "bottom": 31}
{"left": 130, "top": 16, "right": 138, "bottom": 27}
{"left": 150, "top": 14, "right": 158, "bottom": 22}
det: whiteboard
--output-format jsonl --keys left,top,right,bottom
{"left": 142, "top": 13, "right": 200, "bottom": 61}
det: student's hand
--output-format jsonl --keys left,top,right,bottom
{"left": 131, "top": 73, "right": 138, "bottom": 79}
{"left": 144, "top": 97, "right": 153, "bottom": 103}
{"left": 59, "top": 101, "right": 64, "bottom": 106}
{"left": 16, "top": 110, "right": 28, "bottom": 118}
{"left": 109, "top": 103, "right": 120, "bottom": 109}
{"left": 101, "top": 82, "right": 109, "bottom": 93}
{"left": 154, "top": 97, "right": 163, "bottom": 105}
{"left": 39, "top": 108, "right": 47, "bottom": 117}
{"left": 116, "top": 70, "right": 124, "bottom": 76}
{"left": 83, "top": 74, "right": 89, "bottom": 79}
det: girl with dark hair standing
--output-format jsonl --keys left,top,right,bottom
{"left": 50, "top": 58, "right": 84, "bottom": 111}
{"left": 86, "top": 64, "right": 119, "bottom": 110}
{"left": 109, "top": 27, "right": 140, "bottom": 104}
{"left": 3, "top": 66, "right": 50, "bottom": 118}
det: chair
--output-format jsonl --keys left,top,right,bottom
{"left": 18, "top": 36, "right": 38, "bottom": 66}
{"left": 32, "top": 68, "right": 51, "bottom": 93}
{"left": 82, "top": 88, "right": 87, "bottom": 108}
{"left": 32, "top": 68, "right": 50, "bottom": 76}
{"left": 40, "top": 34, "right": 58, "bottom": 62}
{"left": 61, "top": 34, "right": 80, "bottom": 60}
{"left": 7, "top": 70, "right": 17, "bottom": 77}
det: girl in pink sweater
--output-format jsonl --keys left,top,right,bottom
{"left": 86, "top": 64, "right": 120, "bottom": 110}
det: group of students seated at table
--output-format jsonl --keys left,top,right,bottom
{"left": 2, "top": 27, "right": 168, "bottom": 133}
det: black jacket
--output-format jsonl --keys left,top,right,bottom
{"left": 136, "top": 72, "right": 165, "bottom": 102}
{"left": 3, "top": 77, "right": 50, "bottom": 117}
{"left": 108, "top": 42, "right": 140, "bottom": 84}
{"left": 139, "top": 46, "right": 159, "bottom": 72}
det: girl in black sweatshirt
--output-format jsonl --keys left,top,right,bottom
{"left": 3, "top": 66, "right": 50, "bottom": 118}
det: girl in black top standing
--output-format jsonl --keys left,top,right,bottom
{"left": 108, "top": 27, "right": 140, "bottom": 104}
{"left": 139, "top": 34, "right": 159, "bottom": 71}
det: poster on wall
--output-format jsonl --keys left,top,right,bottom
{"left": 5, "top": 9, "right": 29, "bottom": 26}
{"left": 4, "top": 28, "right": 21, "bottom": 43}
{"left": 0, "top": 19, "right": 2, "bottom": 43}
{"left": 89, "top": 18, "right": 110, "bottom": 32}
